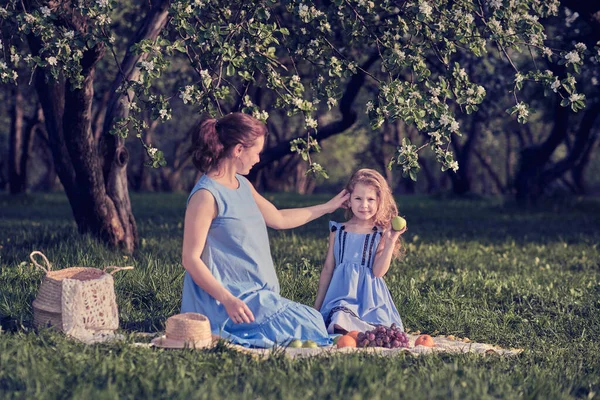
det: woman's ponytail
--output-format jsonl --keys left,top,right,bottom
{"left": 190, "top": 118, "right": 225, "bottom": 172}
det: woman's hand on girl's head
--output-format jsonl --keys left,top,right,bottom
{"left": 325, "top": 189, "right": 350, "bottom": 212}
{"left": 222, "top": 295, "right": 255, "bottom": 324}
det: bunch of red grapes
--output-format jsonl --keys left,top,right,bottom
{"left": 356, "top": 324, "right": 409, "bottom": 348}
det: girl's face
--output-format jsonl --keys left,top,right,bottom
{"left": 236, "top": 135, "right": 265, "bottom": 175}
{"left": 349, "top": 183, "right": 379, "bottom": 222}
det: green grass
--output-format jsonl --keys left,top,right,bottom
{"left": 1, "top": 192, "right": 599, "bottom": 399}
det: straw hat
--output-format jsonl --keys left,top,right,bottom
{"left": 151, "top": 313, "right": 214, "bottom": 349}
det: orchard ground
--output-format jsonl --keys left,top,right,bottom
{"left": 0, "top": 192, "right": 599, "bottom": 399}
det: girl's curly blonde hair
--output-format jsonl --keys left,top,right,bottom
{"left": 344, "top": 168, "right": 405, "bottom": 259}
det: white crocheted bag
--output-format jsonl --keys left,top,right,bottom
{"left": 30, "top": 251, "right": 133, "bottom": 343}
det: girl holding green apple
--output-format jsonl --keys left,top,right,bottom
{"left": 180, "top": 112, "right": 349, "bottom": 348}
{"left": 314, "top": 169, "right": 407, "bottom": 335}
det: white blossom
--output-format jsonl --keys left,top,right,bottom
{"left": 419, "top": 2, "right": 432, "bottom": 18}
{"left": 97, "top": 15, "right": 111, "bottom": 25}
{"left": 515, "top": 102, "right": 529, "bottom": 118}
{"left": 200, "top": 69, "right": 211, "bottom": 80}
{"left": 140, "top": 60, "right": 154, "bottom": 71}
{"left": 488, "top": 0, "right": 502, "bottom": 9}
{"left": 515, "top": 73, "right": 524, "bottom": 83}
{"left": 148, "top": 147, "right": 158, "bottom": 157}
{"left": 96, "top": 0, "right": 109, "bottom": 8}
{"left": 40, "top": 6, "right": 52, "bottom": 18}
{"left": 366, "top": 101, "right": 374, "bottom": 113}
{"left": 543, "top": 47, "right": 553, "bottom": 57}
{"left": 564, "top": 51, "right": 581, "bottom": 65}
{"left": 449, "top": 161, "right": 459, "bottom": 172}
{"left": 575, "top": 42, "right": 587, "bottom": 52}
{"left": 65, "top": 31, "right": 75, "bottom": 40}
{"left": 592, "top": 77, "right": 598, "bottom": 86}
{"left": 327, "top": 97, "right": 337, "bottom": 109}
{"left": 305, "top": 116, "right": 318, "bottom": 129}
{"left": 439, "top": 114, "right": 450, "bottom": 126}
{"left": 179, "top": 85, "right": 194, "bottom": 104}
{"left": 550, "top": 78, "right": 561, "bottom": 92}
{"left": 159, "top": 109, "right": 171, "bottom": 120}
{"left": 569, "top": 93, "right": 584, "bottom": 102}
{"left": 252, "top": 109, "right": 269, "bottom": 122}
{"left": 46, "top": 56, "right": 58, "bottom": 66}
{"left": 449, "top": 121, "right": 460, "bottom": 133}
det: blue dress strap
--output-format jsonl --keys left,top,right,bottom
{"left": 329, "top": 220, "right": 339, "bottom": 232}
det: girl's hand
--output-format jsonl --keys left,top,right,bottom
{"left": 222, "top": 295, "right": 255, "bottom": 324}
{"left": 325, "top": 189, "right": 350, "bottom": 213}
{"left": 383, "top": 225, "right": 406, "bottom": 245}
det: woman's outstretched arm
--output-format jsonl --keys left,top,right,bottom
{"left": 249, "top": 183, "right": 349, "bottom": 230}
{"left": 314, "top": 231, "right": 337, "bottom": 311}
{"left": 182, "top": 189, "right": 255, "bottom": 323}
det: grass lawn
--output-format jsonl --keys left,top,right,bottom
{"left": 0, "top": 192, "right": 599, "bottom": 399}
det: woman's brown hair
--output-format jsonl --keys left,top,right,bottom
{"left": 190, "top": 112, "right": 267, "bottom": 173}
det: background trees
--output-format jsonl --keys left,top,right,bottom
{"left": 1, "top": 0, "right": 598, "bottom": 251}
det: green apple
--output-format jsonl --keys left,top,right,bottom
{"left": 302, "top": 340, "right": 319, "bottom": 348}
{"left": 391, "top": 216, "right": 407, "bottom": 231}
{"left": 288, "top": 339, "right": 303, "bottom": 348}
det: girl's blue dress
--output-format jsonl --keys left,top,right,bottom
{"left": 181, "top": 174, "right": 330, "bottom": 348}
{"left": 319, "top": 221, "right": 404, "bottom": 333}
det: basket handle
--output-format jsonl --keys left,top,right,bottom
{"left": 30, "top": 251, "right": 52, "bottom": 273}
{"left": 104, "top": 266, "right": 134, "bottom": 275}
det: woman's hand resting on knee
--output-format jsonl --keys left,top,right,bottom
{"left": 222, "top": 294, "right": 255, "bottom": 324}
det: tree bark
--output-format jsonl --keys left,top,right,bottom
{"left": 8, "top": 85, "right": 28, "bottom": 194}
{"left": 449, "top": 117, "right": 479, "bottom": 195}
{"left": 514, "top": 99, "right": 570, "bottom": 204}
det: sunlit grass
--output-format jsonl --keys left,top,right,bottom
{"left": 1, "top": 192, "right": 599, "bottom": 399}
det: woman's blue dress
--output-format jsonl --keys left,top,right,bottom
{"left": 181, "top": 174, "right": 330, "bottom": 347}
{"left": 319, "top": 221, "right": 404, "bottom": 333}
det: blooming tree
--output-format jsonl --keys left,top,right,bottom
{"left": 0, "top": 0, "right": 597, "bottom": 249}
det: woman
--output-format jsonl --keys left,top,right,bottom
{"left": 181, "top": 113, "right": 348, "bottom": 347}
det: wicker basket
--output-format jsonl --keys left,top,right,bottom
{"left": 30, "top": 251, "right": 133, "bottom": 332}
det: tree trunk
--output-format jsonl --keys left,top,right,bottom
{"left": 26, "top": 0, "right": 170, "bottom": 252}
{"left": 9, "top": 85, "right": 28, "bottom": 194}
{"left": 514, "top": 100, "right": 570, "bottom": 204}
{"left": 449, "top": 118, "right": 479, "bottom": 195}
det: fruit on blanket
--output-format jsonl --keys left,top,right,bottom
{"left": 336, "top": 335, "right": 357, "bottom": 348}
{"left": 333, "top": 335, "right": 342, "bottom": 345}
{"left": 302, "top": 340, "right": 318, "bottom": 348}
{"left": 391, "top": 216, "right": 407, "bottom": 231}
{"left": 288, "top": 339, "right": 303, "bottom": 348}
{"left": 347, "top": 330, "right": 360, "bottom": 341}
{"left": 415, "top": 334, "right": 435, "bottom": 347}
{"left": 360, "top": 325, "right": 409, "bottom": 348}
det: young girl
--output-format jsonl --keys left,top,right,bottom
{"left": 314, "top": 169, "right": 407, "bottom": 334}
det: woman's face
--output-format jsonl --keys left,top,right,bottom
{"left": 349, "top": 183, "right": 379, "bottom": 222}
{"left": 237, "top": 135, "right": 265, "bottom": 175}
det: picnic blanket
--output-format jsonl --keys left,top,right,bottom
{"left": 144, "top": 333, "right": 523, "bottom": 359}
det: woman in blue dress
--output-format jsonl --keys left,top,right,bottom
{"left": 314, "top": 169, "right": 407, "bottom": 334}
{"left": 181, "top": 113, "right": 349, "bottom": 348}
